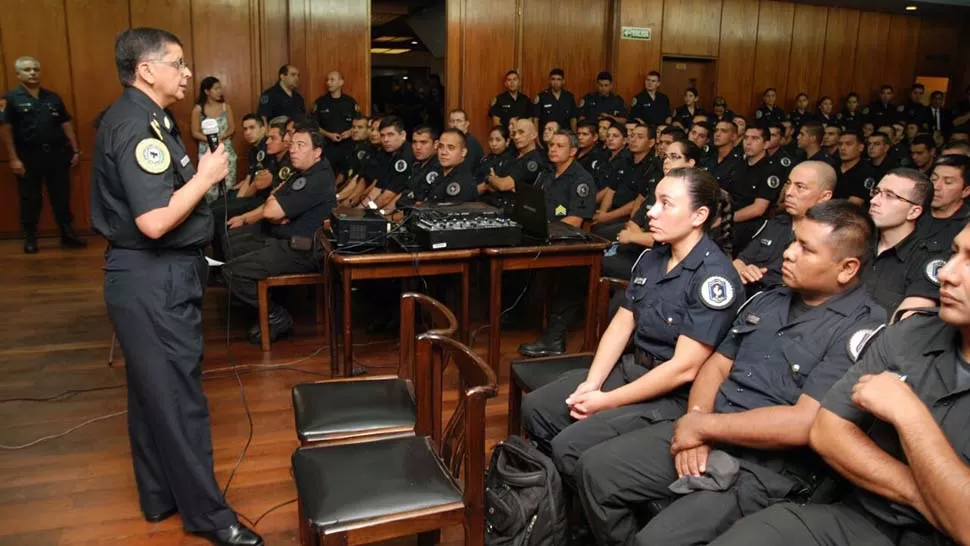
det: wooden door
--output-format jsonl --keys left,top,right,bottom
{"left": 661, "top": 58, "right": 718, "bottom": 111}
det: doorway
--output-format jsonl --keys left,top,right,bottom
{"left": 661, "top": 57, "right": 717, "bottom": 112}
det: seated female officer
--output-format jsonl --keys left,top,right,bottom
{"left": 522, "top": 167, "right": 744, "bottom": 486}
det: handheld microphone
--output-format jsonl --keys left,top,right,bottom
{"left": 201, "top": 118, "right": 226, "bottom": 192}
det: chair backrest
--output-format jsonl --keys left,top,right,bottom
{"left": 413, "top": 333, "right": 497, "bottom": 507}
{"left": 596, "top": 276, "right": 629, "bottom": 337}
{"left": 399, "top": 292, "right": 459, "bottom": 381}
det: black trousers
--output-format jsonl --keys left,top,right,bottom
{"left": 221, "top": 224, "right": 318, "bottom": 309}
{"left": 18, "top": 148, "right": 73, "bottom": 231}
{"left": 521, "top": 360, "right": 686, "bottom": 488}
{"left": 103, "top": 247, "right": 236, "bottom": 532}
{"left": 709, "top": 502, "right": 897, "bottom": 546}
{"left": 209, "top": 194, "right": 266, "bottom": 262}
{"left": 603, "top": 244, "right": 645, "bottom": 281}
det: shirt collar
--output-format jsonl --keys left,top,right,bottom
{"left": 123, "top": 87, "right": 174, "bottom": 135}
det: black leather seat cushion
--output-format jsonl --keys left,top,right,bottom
{"left": 292, "top": 379, "right": 416, "bottom": 443}
{"left": 511, "top": 354, "right": 594, "bottom": 392}
{"left": 292, "top": 436, "right": 464, "bottom": 530}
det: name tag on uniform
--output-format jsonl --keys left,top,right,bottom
{"left": 180, "top": 155, "right": 190, "bottom": 167}
{"left": 746, "top": 314, "right": 760, "bottom": 325}
{"left": 633, "top": 277, "right": 647, "bottom": 286}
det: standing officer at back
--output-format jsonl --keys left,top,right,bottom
{"left": 489, "top": 70, "right": 532, "bottom": 129}
{"left": 629, "top": 71, "right": 671, "bottom": 126}
{"left": 1, "top": 55, "right": 86, "bottom": 253}
{"left": 90, "top": 27, "right": 262, "bottom": 546}
{"left": 533, "top": 68, "right": 578, "bottom": 133}
{"left": 862, "top": 84, "right": 898, "bottom": 125}
{"left": 579, "top": 72, "right": 627, "bottom": 123}
{"left": 257, "top": 64, "right": 305, "bottom": 122}
{"left": 311, "top": 70, "right": 358, "bottom": 173}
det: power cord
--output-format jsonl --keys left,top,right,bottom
{"left": 468, "top": 249, "right": 543, "bottom": 349}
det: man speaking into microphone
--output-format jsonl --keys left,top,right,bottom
{"left": 89, "top": 28, "right": 262, "bottom": 546}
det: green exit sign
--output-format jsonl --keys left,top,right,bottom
{"left": 621, "top": 27, "right": 652, "bottom": 41}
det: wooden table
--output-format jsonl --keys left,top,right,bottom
{"left": 321, "top": 237, "right": 479, "bottom": 377}
{"left": 482, "top": 236, "right": 611, "bottom": 373}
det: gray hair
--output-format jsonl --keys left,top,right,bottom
{"left": 15, "top": 56, "right": 39, "bottom": 71}
{"left": 553, "top": 129, "right": 579, "bottom": 149}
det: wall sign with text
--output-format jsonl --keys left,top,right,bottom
{"left": 621, "top": 27, "right": 652, "bottom": 41}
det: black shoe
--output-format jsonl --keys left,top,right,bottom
{"left": 518, "top": 335, "right": 566, "bottom": 358}
{"left": 23, "top": 233, "right": 38, "bottom": 254}
{"left": 144, "top": 507, "right": 177, "bottom": 523}
{"left": 247, "top": 306, "right": 294, "bottom": 345}
{"left": 60, "top": 225, "right": 87, "bottom": 248}
{"left": 194, "top": 523, "right": 263, "bottom": 546}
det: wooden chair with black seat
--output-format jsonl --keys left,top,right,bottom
{"left": 291, "top": 292, "right": 458, "bottom": 446}
{"left": 292, "top": 332, "right": 497, "bottom": 546}
{"left": 508, "top": 276, "right": 629, "bottom": 436}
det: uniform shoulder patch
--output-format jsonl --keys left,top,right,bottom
{"left": 631, "top": 97, "right": 638, "bottom": 107}
{"left": 864, "top": 177, "right": 876, "bottom": 190}
{"left": 256, "top": 150, "right": 265, "bottom": 162}
{"left": 555, "top": 204, "right": 567, "bottom": 216}
{"left": 135, "top": 138, "right": 170, "bottom": 174}
{"left": 576, "top": 183, "right": 590, "bottom": 198}
{"left": 847, "top": 326, "right": 884, "bottom": 362}
{"left": 426, "top": 171, "right": 438, "bottom": 184}
{"left": 925, "top": 259, "right": 945, "bottom": 285}
{"left": 357, "top": 149, "right": 367, "bottom": 160}
{"left": 781, "top": 156, "right": 791, "bottom": 167}
{"left": 578, "top": 98, "right": 586, "bottom": 108}
{"left": 292, "top": 177, "right": 306, "bottom": 191}
{"left": 446, "top": 181, "right": 461, "bottom": 197}
{"left": 527, "top": 160, "right": 538, "bottom": 172}
{"left": 755, "top": 110, "right": 763, "bottom": 119}
{"left": 533, "top": 95, "right": 540, "bottom": 104}
{"left": 862, "top": 106, "right": 870, "bottom": 115}
{"left": 279, "top": 166, "right": 292, "bottom": 180}
{"left": 700, "top": 275, "right": 736, "bottom": 310}
{"left": 897, "top": 104, "right": 905, "bottom": 112}
{"left": 591, "top": 159, "right": 599, "bottom": 170}
{"left": 490, "top": 97, "right": 497, "bottom": 107}
{"left": 259, "top": 94, "right": 269, "bottom": 105}
{"left": 394, "top": 159, "right": 408, "bottom": 173}
{"left": 837, "top": 112, "right": 843, "bottom": 119}
{"left": 767, "top": 175, "right": 780, "bottom": 189}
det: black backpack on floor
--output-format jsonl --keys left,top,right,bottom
{"left": 484, "top": 435, "right": 568, "bottom": 546}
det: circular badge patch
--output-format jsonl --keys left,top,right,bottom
{"left": 897, "top": 104, "right": 905, "bottom": 113}
{"left": 767, "top": 175, "right": 781, "bottom": 189}
{"left": 862, "top": 107, "right": 870, "bottom": 115}
{"left": 259, "top": 94, "right": 269, "bottom": 105}
{"left": 527, "top": 160, "right": 538, "bottom": 173}
{"left": 864, "top": 177, "right": 876, "bottom": 190}
{"left": 925, "top": 259, "right": 945, "bottom": 285}
{"left": 576, "top": 183, "right": 590, "bottom": 198}
{"left": 134, "top": 138, "right": 170, "bottom": 174}
{"left": 781, "top": 157, "right": 791, "bottom": 168}
{"left": 256, "top": 150, "right": 266, "bottom": 162}
{"left": 847, "top": 328, "right": 877, "bottom": 362}
{"left": 837, "top": 113, "right": 843, "bottom": 120}
{"left": 755, "top": 110, "right": 763, "bottom": 119}
{"left": 533, "top": 95, "right": 540, "bottom": 104}
{"left": 631, "top": 97, "right": 638, "bottom": 107}
{"left": 578, "top": 99, "right": 586, "bottom": 108}
{"left": 292, "top": 177, "right": 306, "bottom": 191}
{"left": 426, "top": 171, "right": 439, "bottom": 185}
{"left": 357, "top": 150, "right": 367, "bottom": 160}
{"left": 394, "top": 159, "right": 408, "bottom": 173}
{"left": 700, "top": 276, "right": 736, "bottom": 310}
{"left": 279, "top": 166, "right": 292, "bottom": 180}
{"left": 591, "top": 160, "right": 599, "bottom": 170}
{"left": 446, "top": 182, "right": 461, "bottom": 197}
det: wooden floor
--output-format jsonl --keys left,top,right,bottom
{"left": 0, "top": 235, "right": 584, "bottom": 546}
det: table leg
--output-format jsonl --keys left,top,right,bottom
{"left": 583, "top": 256, "right": 602, "bottom": 352}
{"left": 326, "top": 261, "right": 338, "bottom": 377}
{"left": 460, "top": 264, "right": 470, "bottom": 345}
{"left": 488, "top": 258, "right": 504, "bottom": 374}
{"left": 342, "top": 270, "right": 354, "bottom": 377}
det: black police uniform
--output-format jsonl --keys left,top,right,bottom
{"left": 862, "top": 101, "right": 897, "bottom": 125}
{"left": 465, "top": 132, "right": 486, "bottom": 180}
{"left": 478, "top": 148, "right": 515, "bottom": 183}
{"left": 818, "top": 111, "right": 837, "bottom": 127}
{"left": 700, "top": 147, "right": 743, "bottom": 190}
{"left": 709, "top": 311, "right": 968, "bottom": 546}
{"left": 311, "top": 92, "right": 358, "bottom": 169}
{"left": 90, "top": 87, "right": 235, "bottom": 532}
{"left": 342, "top": 140, "right": 376, "bottom": 180}
{"left": 222, "top": 158, "right": 336, "bottom": 314}
{"left": 486, "top": 147, "right": 547, "bottom": 210}
{"left": 869, "top": 155, "right": 899, "bottom": 182}
{"left": 834, "top": 159, "right": 878, "bottom": 203}
{"left": 1, "top": 85, "right": 76, "bottom": 233}
{"left": 755, "top": 105, "right": 786, "bottom": 126}
{"left": 807, "top": 148, "right": 838, "bottom": 168}
{"left": 671, "top": 105, "right": 704, "bottom": 129}
{"left": 916, "top": 201, "right": 970, "bottom": 253}
{"left": 397, "top": 156, "right": 443, "bottom": 207}
{"left": 601, "top": 159, "right": 663, "bottom": 280}
{"left": 629, "top": 90, "right": 671, "bottom": 126}
{"left": 576, "top": 145, "right": 610, "bottom": 191}
{"left": 788, "top": 109, "right": 816, "bottom": 136}
{"left": 578, "top": 284, "right": 886, "bottom": 546}
{"left": 257, "top": 82, "right": 305, "bottom": 121}
{"left": 533, "top": 88, "right": 578, "bottom": 131}
{"left": 604, "top": 148, "right": 644, "bottom": 211}
{"left": 488, "top": 91, "right": 532, "bottom": 128}
{"left": 836, "top": 109, "right": 862, "bottom": 131}
{"left": 726, "top": 155, "right": 787, "bottom": 251}
{"left": 861, "top": 232, "right": 942, "bottom": 314}
{"left": 521, "top": 235, "right": 741, "bottom": 485}
{"left": 899, "top": 100, "right": 930, "bottom": 130}
{"left": 579, "top": 92, "right": 627, "bottom": 121}
{"left": 770, "top": 148, "right": 796, "bottom": 178}
{"left": 409, "top": 160, "right": 478, "bottom": 204}
{"left": 736, "top": 212, "right": 793, "bottom": 295}
{"left": 375, "top": 145, "right": 416, "bottom": 194}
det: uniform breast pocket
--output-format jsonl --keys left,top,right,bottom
{"left": 779, "top": 341, "right": 822, "bottom": 399}
{"left": 641, "top": 299, "right": 685, "bottom": 342}
{"left": 47, "top": 104, "right": 60, "bottom": 118}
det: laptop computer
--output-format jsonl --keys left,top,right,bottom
{"left": 510, "top": 182, "right": 589, "bottom": 242}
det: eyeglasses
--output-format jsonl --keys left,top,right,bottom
{"left": 869, "top": 187, "right": 920, "bottom": 205}
{"left": 150, "top": 58, "right": 188, "bottom": 71}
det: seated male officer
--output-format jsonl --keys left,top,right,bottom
{"left": 709, "top": 221, "right": 970, "bottom": 546}
{"left": 218, "top": 117, "right": 280, "bottom": 216}
{"left": 397, "top": 128, "right": 477, "bottom": 208}
{"left": 727, "top": 125, "right": 787, "bottom": 253}
{"left": 863, "top": 169, "right": 942, "bottom": 315}
{"left": 357, "top": 115, "right": 414, "bottom": 210}
{"left": 917, "top": 154, "right": 970, "bottom": 250}
{"left": 484, "top": 118, "right": 547, "bottom": 209}
{"left": 733, "top": 160, "right": 835, "bottom": 295}
{"left": 221, "top": 122, "right": 336, "bottom": 343}
{"left": 577, "top": 200, "right": 886, "bottom": 546}
{"left": 384, "top": 125, "right": 441, "bottom": 212}
{"left": 593, "top": 122, "right": 655, "bottom": 238}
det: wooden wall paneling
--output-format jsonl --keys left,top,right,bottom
{"left": 458, "top": 0, "right": 517, "bottom": 143}
{"left": 0, "top": 0, "right": 76, "bottom": 234}
{"left": 915, "top": 17, "right": 960, "bottom": 79}
{"left": 0, "top": 26, "right": 7, "bottom": 163}
{"left": 818, "top": 7, "right": 859, "bottom": 104}
{"left": 661, "top": 0, "right": 722, "bottom": 58}
{"left": 306, "top": 0, "right": 370, "bottom": 116}
{"left": 445, "top": 0, "right": 462, "bottom": 113}
{"left": 64, "top": 0, "right": 130, "bottom": 230}
{"left": 287, "top": 0, "right": 308, "bottom": 101}
{"left": 521, "top": 0, "right": 609, "bottom": 101}
{"left": 129, "top": 0, "right": 194, "bottom": 155}
{"left": 851, "top": 11, "right": 892, "bottom": 103}
{"left": 260, "top": 0, "right": 290, "bottom": 91}
{"left": 751, "top": 0, "right": 795, "bottom": 114}
{"left": 883, "top": 15, "right": 921, "bottom": 100}
{"left": 784, "top": 3, "right": 827, "bottom": 106}
{"left": 613, "top": 0, "right": 664, "bottom": 102}
{"left": 715, "top": 0, "right": 759, "bottom": 118}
